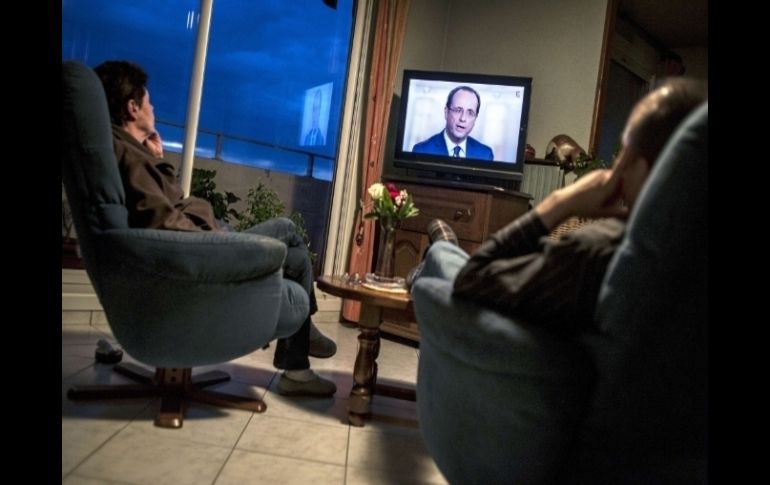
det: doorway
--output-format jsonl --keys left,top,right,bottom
{"left": 595, "top": 60, "right": 649, "bottom": 162}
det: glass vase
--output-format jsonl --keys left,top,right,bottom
{"left": 365, "top": 218, "right": 405, "bottom": 288}
{"left": 374, "top": 221, "right": 397, "bottom": 278}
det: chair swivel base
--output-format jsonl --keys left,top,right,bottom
{"left": 67, "top": 362, "right": 267, "bottom": 428}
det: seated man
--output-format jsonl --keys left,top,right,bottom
{"left": 410, "top": 78, "right": 707, "bottom": 336}
{"left": 94, "top": 60, "right": 336, "bottom": 396}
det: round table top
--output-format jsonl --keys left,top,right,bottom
{"left": 317, "top": 275, "right": 412, "bottom": 310}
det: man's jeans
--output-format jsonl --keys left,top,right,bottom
{"left": 414, "top": 241, "right": 470, "bottom": 284}
{"left": 244, "top": 217, "right": 316, "bottom": 370}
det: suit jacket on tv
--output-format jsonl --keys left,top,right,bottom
{"left": 412, "top": 131, "right": 494, "bottom": 160}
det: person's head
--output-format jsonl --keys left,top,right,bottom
{"left": 443, "top": 86, "right": 481, "bottom": 144}
{"left": 312, "top": 89, "right": 322, "bottom": 124}
{"left": 94, "top": 60, "right": 156, "bottom": 137}
{"left": 615, "top": 77, "right": 707, "bottom": 208}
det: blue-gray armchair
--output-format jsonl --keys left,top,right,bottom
{"left": 62, "top": 61, "right": 308, "bottom": 428}
{"left": 412, "top": 103, "right": 708, "bottom": 483}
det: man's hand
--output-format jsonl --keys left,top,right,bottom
{"left": 144, "top": 131, "right": 164, "bottom": 158}
{"left": 534, "top": 167, "right": 628, "bottom": 231}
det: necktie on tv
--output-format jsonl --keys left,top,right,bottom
{"left": 452, "top": 146, "right": 461, "bottom": 157}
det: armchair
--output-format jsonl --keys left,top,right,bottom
{"left": 62, "top": 61, "right": 308, "bottom": 428}
{"left": 412, "top": 103, "right": 708, "bottom": 483}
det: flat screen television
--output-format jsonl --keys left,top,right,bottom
{"left": 392, "top": 69, "right": 532, "bottom": 191}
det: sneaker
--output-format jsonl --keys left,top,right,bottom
{"left": 309, "top": 322, "right": 337, "bottom": 358}
{"left": 427, "top": 219, "right": 459, "bottom": 245}
{"left": 276, "top": 372, "right": 337, "bottom": 397}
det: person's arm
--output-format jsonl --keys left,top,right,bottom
{"left": 453, "top": 210, "right": 548, "bottom": 298}
{"left": 454, "top": 166, "right": 624, "bottom": 280}
{"left": 452, "top": 167, "right": 628, "bottom": 335}
{"left": 143, "top": 131, "right": 164, "bottom": 158}
{"left": 114, "top": 138, "right": 209, "bottom": 232}
{"left": 457, "top": 210, "right": 549, "bottom": 273}
{"left": 453, "top": 217, "right": 624, "bottom": 335}
{"left": 534, "top": 167, "right": 627, "bottom": 231}
{"left": 122, "top": 158, "right": 206, "bottom": 231}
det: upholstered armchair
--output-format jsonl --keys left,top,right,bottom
{"left": 62, "top": 61, "right": 308, "bottom": 428}
{"left": 412, "top": 103, "right": 708, "bottom": 483}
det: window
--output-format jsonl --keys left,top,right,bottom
{"left": 63, "top": 0, "right": 357, "bottom": 266}
{"left": 62, "top": 0, "right": 353, "bottom": 182}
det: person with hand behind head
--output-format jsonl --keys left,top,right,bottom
{"left": 410, "top": 77, "right": 707, "bottom": 336}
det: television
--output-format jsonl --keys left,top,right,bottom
{"left": 391, "top": 69, "right": 532, "bottom": 191}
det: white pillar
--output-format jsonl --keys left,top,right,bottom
{"left": 322, "top": 0, "right": 375, "bottom": 275}
{"left": 180, "top": 0, "right": 214, "bottom": 197}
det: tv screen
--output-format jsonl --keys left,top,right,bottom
{"left": 393, "top": 69, "right": 532, "bottom": 189}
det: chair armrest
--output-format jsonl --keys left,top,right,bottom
{"left": 96, "top": 228, "right": 287, "bottom": 283}
{"left": 412, "top": 276, "right": 588, "bottom": 372}
{"left": 412, "top": 276, "right": 594, "bottom": 484}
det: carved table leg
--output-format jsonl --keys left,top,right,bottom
{"left": 348, "top": 303, "right": 382, "bottom": 426}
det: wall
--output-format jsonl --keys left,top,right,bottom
{"left": 393, "top": 0, "right": 608, "bottom": 156}
{"left": 394, "top": 0, "right": 451, "bottom": 93}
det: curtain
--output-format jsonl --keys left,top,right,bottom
{"left": 341, "top": 0, "right": 410, "bottom": 322}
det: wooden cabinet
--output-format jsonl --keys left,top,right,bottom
{"left": 380, "top": 181, "right": 532, "bottom": 341}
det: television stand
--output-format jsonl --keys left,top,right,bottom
{"left": 378, "top": 179, "right": 532, "bottom": 341}
{"left": 396, "top": 168, "right": 523, "bottom": 192}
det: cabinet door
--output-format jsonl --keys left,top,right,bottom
{"left": 394, "top": 230, "right": 428, "bottom": 278}
{"left": 398, "top": 183, "right": 488, "bottom": 242}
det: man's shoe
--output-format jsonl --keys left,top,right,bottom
{"left": 427, "top": 219, "right": 459, "bottom": 245}
{"left": 406, "top": 261, "right": 425, "bottom": 290}
{"left": 309, "top": 322, "right": 337, "bottom": 358}
{"left": 276, "top": 372, "right": 337, "bottom": 397}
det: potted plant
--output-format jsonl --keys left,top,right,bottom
{"left": 191, "top": 170, "right": 315, "bottom": 261}
{"left": 235, "top": 181, "right": 315, "bottom": 262}
{"left": 190, "top": 168, "right": 241, "bottom": 223}
{"left": 570, "top": 153, "right": 611, "bottom": 178}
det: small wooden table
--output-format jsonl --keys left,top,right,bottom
{"left": 316, "top": 275, "right": 416, "bottom": 427}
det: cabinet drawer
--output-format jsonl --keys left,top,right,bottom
{"left": 400, "top": 187, "right": 488, "bottom": 242}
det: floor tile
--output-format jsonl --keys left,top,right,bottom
{"left": 71, "top": 426, "right": 231, "bottom": 485}
{"left": 260, "top": 390, "right": 351, "bottom": 427}
{"left": 215, "top": 449, "right": 345, "bottom": 485}
{"left": 347, "top": 426, "right": 447, "bottom": 484}
{"left": 62, "top": 270, "right": 446, "bottom": 484}
{"left": 62, "top": 382, "right": 151, "bottom": 477}
{"left": 62, "top": 311, "right": 92, "bottom": 326}
{"left": 63, "top": 474, "right": 127, "bottom": 484}
{"left": 346, "top": 464, "right": 448, "bottom": 485}
{"left": 128, "top": 398, "right": 254, "bottom": 448}
{"left": 236, "top": 414, "right": 349, "bottom": 465}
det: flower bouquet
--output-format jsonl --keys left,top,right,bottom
{"left": 363, "top": 182, "right": 419, "bottom": 287}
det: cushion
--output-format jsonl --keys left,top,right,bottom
{"left": 565, "top": 103, "right": 708, "bottom": 482}
{"left": 413, "top": 276, "right": 593, "bottom": 483}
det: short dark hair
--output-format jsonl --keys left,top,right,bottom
{"left": 93, "top": 60, "right": 149, "bottom": 125}
{"left": 626, "top": 77, "right": 708, "bottom": 166}
{"left": 446, "top": 86, "right": 481, "bottom": 114}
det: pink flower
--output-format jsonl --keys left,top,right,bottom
{"left": 386, "top": 183, "right": 399, "bottom": 201}
{"left": 363, "top": 182, "right": 420, "bottom": 223}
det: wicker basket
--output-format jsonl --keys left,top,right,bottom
{"left": 548, "top": 216, "right": 594, "bottom": 240}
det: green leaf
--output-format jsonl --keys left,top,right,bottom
{"left": 573, "top": 153, "right": 611, "bottom": 179}
{"left": 190, "top": 168, "right": 241, "bottom": 223}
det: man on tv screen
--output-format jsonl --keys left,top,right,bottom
{"left": 412, "top": 85, "right": 494, "bottom": 160}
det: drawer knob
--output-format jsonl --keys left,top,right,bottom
{"left": 453, "top": 208, "right": 471, "bottom": 221}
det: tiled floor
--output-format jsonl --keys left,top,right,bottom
{"left": 62, "top": 271, "right": 447, "bottom": 484}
